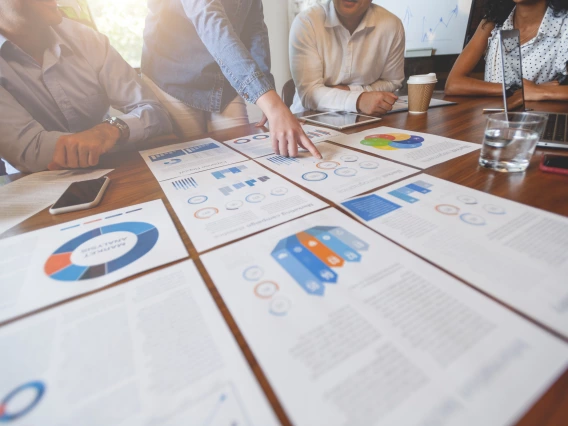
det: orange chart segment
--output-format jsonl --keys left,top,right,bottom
{"left": 44, "top": 252, "right": 72, "bottom": 276}
{"left": 296, "top": 232, "right": 344, "bottom": 267}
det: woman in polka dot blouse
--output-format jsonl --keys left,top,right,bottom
{"left": 445, "top": 0, "right": 568, "bottom": 102}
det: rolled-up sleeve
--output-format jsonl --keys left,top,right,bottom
{"left": 182, "top": 0, "right": 275, "bottom": 104}
{"left": 0, "top": 86, "right": 69, "bottom": 173}
{"left": 290, "top": 15, "right": 361, "bottom": 113}
{"left": 94, "top": 33, "right": 172, "bottom": 143}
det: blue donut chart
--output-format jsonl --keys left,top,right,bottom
{"left": 45, "top": 222, "right": 159, "bottom": 282}
{"left": 0, "top": 381, "right": 45, "bottom": 422}
{"left": 252, "top": 134, "right": 270, "bottom": 140}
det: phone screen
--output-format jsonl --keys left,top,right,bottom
{"left": 52, "top": 177, "right": 108, "bottom": 209}
{"left": 544, "top": 155, "right": 568, "bottom": 170}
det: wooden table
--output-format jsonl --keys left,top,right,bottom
{"left": 2, "top": 97, "right": 567, "bottom": 425}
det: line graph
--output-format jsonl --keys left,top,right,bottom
{"left": 421, "top": 6, "right": 459, "bottom": 42}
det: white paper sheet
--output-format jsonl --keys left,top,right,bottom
{"left": 0, "top": 199, "right": 187, "bottom": 323}
{"left": 161, "top": 160, "right": 327, "bottom": 252}
{"left": 328, "top": 126, "right": 480, "bottom": 169}
{"left": 255, "top": 141, "right": 418, "bottom": 203}
{"left": 390, "top": 96, "right": 457, "bottom": 114}
{"left": 340, "top": 174, "right": 568, "bottom": 338}
{"left": 0, "top": 169, "right": 113, "bottom": 236}
{"left": 223, "top": 124, "right": 343, "bottom": 159}
{"left": 0, "top": 260, "right": 279, "bottom": 425}
{"left": 139, "top": 138, "right": 247, "bottom": 182}
{"left": 201, "top": 208, "right": 568, "bottom": 426}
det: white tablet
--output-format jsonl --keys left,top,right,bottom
{"left": 302, "top": 111, "right": 382, "bottom": 130}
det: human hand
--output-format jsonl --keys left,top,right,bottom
{"left": 256, "top": 90, "right": 322, "bottom": 158}
{"left": 356, "top": 92, "right": 398, "bottom": 116}
{"left": 48, "top": 123, "right": 121, "bottom": 170}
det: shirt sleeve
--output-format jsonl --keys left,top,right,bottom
{"left": 290, "top": 14, "right": 361, "bottom": 113}
{"left": 182, "top": 0, "right": 275, "bottom": 104}
{"left": 91, "top": 32, "right": 173, "bottom": 144}
{"left": 348, "top": 24, "right": 406, "bottom": 93}
{"left": 0, "top": 85, "right": 69, "bottom": 173}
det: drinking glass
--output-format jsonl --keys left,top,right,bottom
{"left": 479, "top": 112, "right": 547, "bottom": 172}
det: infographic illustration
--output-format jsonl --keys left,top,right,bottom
{"left": 271, "top": 226, "right": 368, "bottom": 296}
{"left": 0, "top": 381, "right": 45, "bottom": 422}
{"left": 361, "top": 133, "right": 425, "bottom": 151}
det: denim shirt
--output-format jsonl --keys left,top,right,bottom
{"left": 142, "top": 0, "right": 276, "bottom": 113}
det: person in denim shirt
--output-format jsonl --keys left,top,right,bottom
{"left": 142, "top": 0, "right": 321, "bottom": 158}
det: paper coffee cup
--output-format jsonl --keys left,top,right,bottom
{"left": 407, "top": 73, "right": 437, "bottom": 114}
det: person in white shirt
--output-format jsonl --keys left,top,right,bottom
{"left": 289, "top": 0, "right": 405, "bottom": 116}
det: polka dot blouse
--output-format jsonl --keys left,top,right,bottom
{"left": 485, "top": 6, "right": 568, "bottom": 84}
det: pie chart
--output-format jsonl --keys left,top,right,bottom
{"left": 44, "top": 222, "right": 159, "bottom": 281}
{"left": 0, "top": 381, "right": 45, "bottom": 421}
{"left": 361, "top": 133, "right": 425, "bottom": 150}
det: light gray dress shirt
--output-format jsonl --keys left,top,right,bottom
{"left": 0, "top": 18, "right": 172, "bottom": 173}
{"left": 290, "top": 2, "right": 405, "bottom": 113}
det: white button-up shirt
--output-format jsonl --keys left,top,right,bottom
{"left": 290, "top": 2, "right": 405, "bottom": 113}
{"left": 485, "top": 6, "right": 568, "bottom": 84}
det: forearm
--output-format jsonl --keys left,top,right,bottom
{"left": 445, "top": 76, "right": 503, "bottom": 97}
{"left": 539, "top": 85, "right": 568, "bottom": 101}
{"left": 118, "top": 103, "right": 173, "bottom": 144}
{"left": 299, "top": 84, "right": 361, "bottom": 112}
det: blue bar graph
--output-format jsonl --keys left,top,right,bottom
{"left": 211, "top": 165, "right": 248, "bottom": 179}
{"left": 266, "top": 156, "right": 299, "bottom": 166}
{"left": 218, "top": 176, "right": 271, "bottom": 195}
{"left": 171, "top": 177, "right": 198, "bottom": 190}
{"left": 149, "top": 142, "right": 219, "bottom": 162}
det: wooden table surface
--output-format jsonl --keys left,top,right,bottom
{"left": 2, "top": 96, "right": 568, "bottom": 425}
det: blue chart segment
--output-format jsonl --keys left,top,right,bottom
{"left": 271, "top": 226, "right": 368, "bottom": 296}
{"left": 342, "top": 195, "right": 401, "bottom": 221}
{"left": 388, "top": 181, "right": 432, "bottom": 204}
{"left": 266, "top": 156, "right": 299, "bottom": 166}
{"left": 212, "top": 165, "right": 248, "bottom": 179}
{"left": 0, "top": 381, "right": 45, "bottom": 422}
{"left": 149, "top": 142, "right": 219, "bottom": 162}
{"left": 171, "top": 177, "right": 198, "bottom": 190}
{"left": 218, "top": 176, "right": 271, "bottom": 196}
{"left": 422, "top": 6, "right": 459, "bottom": 42}
{"left": 44, "top": 222, "right": 159, "bottom": 281}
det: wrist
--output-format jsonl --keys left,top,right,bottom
{"left": 256, "top": 90, "right": 286, "bottom": 116}
{"left": 97, "top": 123, "right": 121, "bottom": 142}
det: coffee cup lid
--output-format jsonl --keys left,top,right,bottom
{"left": 408, "top": 73, "right": 438, "bottom": 84}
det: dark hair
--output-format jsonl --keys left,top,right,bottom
{"left": 483, "top": 0, "right": 568, "bottom": 27}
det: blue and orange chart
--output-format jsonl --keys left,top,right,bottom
{"left": 45, "top": 222, "right": 159, "bottom": 281}
{"left": 0, "top": 381, "right": 45, "bottom": 422}
{"left": 272, "top": 226, "right": 368, "bottom": 296}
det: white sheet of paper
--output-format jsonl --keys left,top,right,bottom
{"left": 0, "top": 199, "right": 187, "bottom": 323}
{"left": 0, "top": 260, "right": 279, "bottom": 425}
{"left": 0, "top": 169, "right": 113, "bottom": 236}
{"left": 340, "top": 174, "right": 568, "bottom": 337}
{"left": 224, "top": 125, "right": 343, "bottom": 159}
{"left": 202, "top": 208, "right": 568, "bottom": 426}
{"left": 139, "top": 138, "right": 247, "bottom": 182}
{"left": 328, "top": 126, "right": 480, "bottom": 169}
{"left": 255, "top": 141, "right": 419, "bottom": 203}
{"left": 390, "top": 96, "right": 457, "bottom": 113}
{"left": 161, "top": 160, "right": 327, "bottom": 252}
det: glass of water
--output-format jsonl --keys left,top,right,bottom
{"left": 479, "top": 112, "right": 547, "bottom": 172}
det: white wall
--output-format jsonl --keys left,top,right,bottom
{"left": 247, "top": 0, "right": 292, "bottom": 122}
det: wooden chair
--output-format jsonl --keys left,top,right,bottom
{"left": 281, "top": 78, "right": 296, "bottom": 109}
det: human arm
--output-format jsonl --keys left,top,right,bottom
{"left": 289, "top": 14, "right": 362, "bottom": 112}
{"left": 523, "top": 80, "right": 568, "bottom": 101}
{"left": 182, "top": 0, "right": 275, "bottom": 103}
{"left": 445, "top": 20, "right": 503, "bottom": 96}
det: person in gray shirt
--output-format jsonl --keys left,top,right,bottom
{"left": 0, "top": 0, "right": 172, "bottom": 173}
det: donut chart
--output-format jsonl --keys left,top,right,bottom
{"left": 360, "top": 133, "right": 425, "bottom": 151}
{"left": 44, "top": 222, "right": 159, "bottom": 281}
{"left": 0, "top": 381, "right": 45, "bottom": 422}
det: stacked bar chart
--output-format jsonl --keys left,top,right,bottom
{"left": 271, "top": 226, "right": 368, "bottom": 296}
{"left": 266, "top": 156, "right": 299, "bottom": 166}
{"left": 218, "top": 176, "right": 271, "bottom": 196}
{"left": 211, "top": 165, "right": 248, "bottom": 179}
{"left": 148, "top": 142, "right": 219, "bottom": 162}
{"left": 171, "top": 177, "right": 198, "bottom": 190}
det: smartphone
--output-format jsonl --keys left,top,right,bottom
{"left": 49, "top": 176, "right": 110, "bottom": 215}
{"left": 540, "top": 154, "right": 568, "bottom": 176}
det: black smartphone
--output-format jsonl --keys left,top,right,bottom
{"left": 49, "top": 177, "right": 110, "bottom": 215}
{"left": 540, "top": 155, "right": 568, "bottom": 176}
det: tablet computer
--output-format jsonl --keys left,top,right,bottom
{"left": 301, "top": 111, "right": 381, "bottom": 130}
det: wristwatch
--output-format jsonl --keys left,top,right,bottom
{"left": 103, "top": 116, "right": 130, "bottom": 143}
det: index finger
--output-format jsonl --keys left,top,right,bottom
{"left": 300, "top": 135, "right": 322, "bottom": 159}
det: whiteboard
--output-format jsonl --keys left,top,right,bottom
{"left": 373, "top": 0, "right": 474, "bottom": 55}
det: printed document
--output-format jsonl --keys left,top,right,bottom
{"left": 202, "top": 208, "right": 568, "bottom": 426}
{"left": 341, "top": 174, "right": 568, "bottom": 337}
